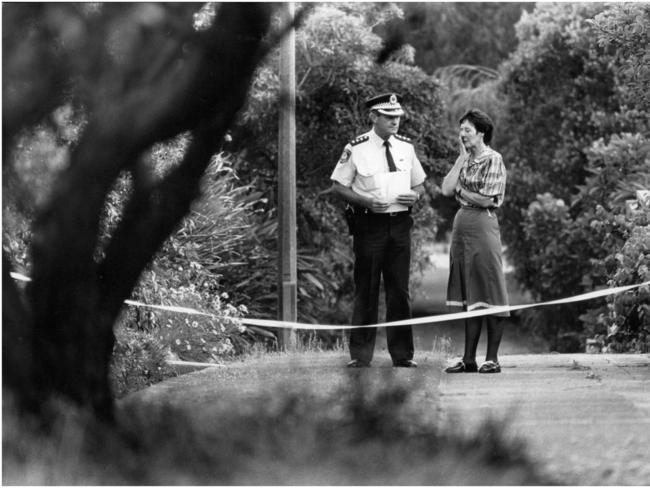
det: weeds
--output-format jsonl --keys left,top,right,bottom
{"left": 110, "top": 325, "right": 177, "bottom": 398}
{"left": 568, "top": 360, "right": 591, "bottom": 371}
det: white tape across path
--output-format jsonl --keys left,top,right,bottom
{"left": 10, "top": 271, "right": 649, "bottom": 331}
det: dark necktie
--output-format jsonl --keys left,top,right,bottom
{"left": 384, "top": 140, "right": 397, "bottom": 172}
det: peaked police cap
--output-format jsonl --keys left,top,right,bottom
{"left": 365, "top": 92, "right": 404, "bottom": 116}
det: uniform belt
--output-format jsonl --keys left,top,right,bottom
{"left": 352, "top": 205, "right": 411, "bottom": 217}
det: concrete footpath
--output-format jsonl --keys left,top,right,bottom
{"left": 439, "top": 353, "right": 650, "bottom": 485}
{"left": 127, "top": 352, "right": 649, "bottom": 485}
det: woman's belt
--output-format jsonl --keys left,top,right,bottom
{"left": 460, "top": 204, "right": 496, "bottom": 211}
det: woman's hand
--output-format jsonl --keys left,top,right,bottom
{"left": 458, "top": 135, "right": 468, "bottom": 158}
{"left": 442, "top": 139, "right": 468, "bottom": 197}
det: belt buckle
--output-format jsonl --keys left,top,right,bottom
{"left": 389, "top": 211, "right": 398, "bottom": 217}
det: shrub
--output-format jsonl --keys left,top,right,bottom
{"left": 497, "top": 3, "right": 626, "bottom": 249}
{"left": 110, "top": 324, "right": 175, "bottom": 399}
{"left": 600, "top": 225, "right": 650, "bottom": 353}
{"left": 96, "top": 142, "right": 267, "bottom": 394}
{"left": 512, "top": 134, "right": 650, "bottom": 349}
{"left": 119, "top": 134, "right": 348, "bottom": 361}
{"left": 591, "top": 3, "right": 650, "bottom": 117}
{"left": 493, "top": 3, "right": 650, "bottom": 348}
{"left": 121, "top": 150, "right": 284, "bottom": 344}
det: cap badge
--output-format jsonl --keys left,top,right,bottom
{"left": 389, "top": 94, "right": 397, "bottom": 104}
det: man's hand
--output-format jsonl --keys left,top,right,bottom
{"left": 368, "top": 198, "right": 390, "bottom": 213}
{"left": 396, "top": 191, "right": 419, "bottom": 206}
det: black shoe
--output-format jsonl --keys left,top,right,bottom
{"left": 393, "top": 359, "right": 418, "bottom": 368}
{"left": 347, "top": 359, "right": 370, "bottom": 368}
{"left": 445, "top": 360, "right": 478, "bottom": 373}
{"left": 478, "top": 360, "right": 501, "bottom": 373}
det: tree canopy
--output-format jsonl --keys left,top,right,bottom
{"left": 401, "top": 2, "right": 534, "bottom": 72}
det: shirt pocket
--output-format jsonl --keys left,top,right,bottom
{"left": 355, "top": 160, "right": 381, "bottom": 191}
{"left": 462, "top": 164, "right": 485, "bottom": 193}
{"left": 394, "top": 155, "right": 411, "bottom": 172}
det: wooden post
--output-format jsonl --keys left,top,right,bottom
{"left": 277, "top": 2, "right": 297, "bottom": 350}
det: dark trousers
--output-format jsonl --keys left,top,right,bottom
{"left": 349, "top": 211, "right": 414, "bottom": 364}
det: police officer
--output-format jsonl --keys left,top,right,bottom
{"left": 330, "top": 93, "right": 426, "bottom": 368}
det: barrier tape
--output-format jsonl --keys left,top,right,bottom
{"left": 10, "top": 272, "right": 31, "bottom": 282}
{"left": 237, "top": 280, "right": 650, "bottom": 330}
{"left": 9, "top": 271, "right": 649, "bottom": 331}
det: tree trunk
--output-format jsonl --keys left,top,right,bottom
{"left": 2, "top": 254, "right": 34, "bottom": 402}
{"left": 8, "top": 3, "right": 277, "bottom": 420}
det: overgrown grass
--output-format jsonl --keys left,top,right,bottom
{"left": 3, "top": 357, "right": 554, "bottom": 486}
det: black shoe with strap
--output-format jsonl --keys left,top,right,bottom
{"left": 445, "top": 360, "right": 478, "bottom": 373}
{"left": 478, "top": 360, "right": 501, "bottom": 373}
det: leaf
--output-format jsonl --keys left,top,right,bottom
{"left": 303, "top": 272, "right": 325, "bottom": 291}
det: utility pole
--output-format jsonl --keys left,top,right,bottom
{"left": 277, "top": 2, "right": 297, "bottom": 350}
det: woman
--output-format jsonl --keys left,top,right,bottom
{"left": 441, "top": 109, "right": 509, "bottom": 374}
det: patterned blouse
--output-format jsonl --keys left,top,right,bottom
{"left": 456, "top": 147, "right": 507, "bottom": 208}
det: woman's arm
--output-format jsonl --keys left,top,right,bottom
{"left": 458, "top": 187, "right": 498, "bottom": 208}
{"left": 441, "top": 136, "right": 468, "bottom": 197}
{"left": 477, "top": 153, "right": 506, "bottom": 207}
{"left": 463, "top": 152, "right": 505, "bottom": 208}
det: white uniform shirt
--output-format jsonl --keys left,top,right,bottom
{"left": 330, "top": 129, "right": 426, "bottom": 213}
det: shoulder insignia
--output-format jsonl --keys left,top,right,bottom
{"left": 394, "top": 134, "right": 413, "bottom": 144}
{"left": 350, "top": 135, "right": 369, "bottom": 147}
{"left": 337, "top": 148, "right": 351, "bottom": 165}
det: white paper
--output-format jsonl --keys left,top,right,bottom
{"left": 375, "top": 171, "right": 411, "bottom": 213}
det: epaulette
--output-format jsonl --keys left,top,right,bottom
{"left": 394, "top": 134, "right": 413, "bottom": 144}
{"left": 350, "top": 135, "right": 369, "bottom": 146}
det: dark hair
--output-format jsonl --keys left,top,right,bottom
{"left": 459, "top": 109, "right": 494, "bottom": 145}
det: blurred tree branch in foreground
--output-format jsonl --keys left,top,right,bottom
{"left": 2, "top": 2, "right": 295, "bottom": 421}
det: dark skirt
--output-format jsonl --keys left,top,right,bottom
{"left": 446, "top": 207, "right": 510, "bottom": 317}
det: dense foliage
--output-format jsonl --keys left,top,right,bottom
{"left": 239, "top": 3, "right": 452, "bottom": 186}
{"left": 495, "top": 3, "right": 650, "bottom": 350}
{"left": 600, "top": 225, "right": 650, "bottom": 353}
{"left": 402, "top": 3, "right": 534, "bottom": 72}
